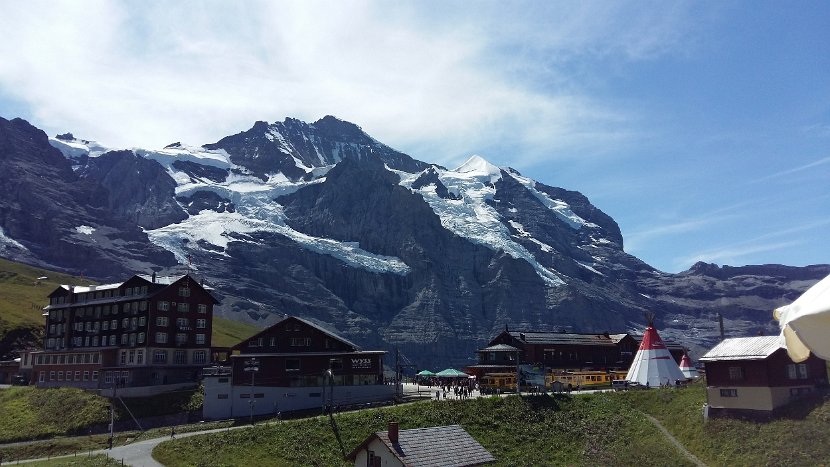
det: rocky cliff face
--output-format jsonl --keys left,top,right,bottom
{"left": 0, "top": 117, "right": 176, "bottom": 278}
{"left": 1, "top": 115, "right": 827, "bottom": 368}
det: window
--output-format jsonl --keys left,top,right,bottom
{"left": 130, "top": 317, "right": 137, "bottom": 329}
{"left": 798, "top": 364, "right": 808, "bottom": 379}
{"left": 57, "top": 371, "right": 64, "bottom": 381}
{"left": 269, "top": 337, "right": 276, "bottom": 347}
{"left": 137, "top": 350, "right": 144, "bottom": 365}
{"left": 176, "top": 333, "right": 188, "bottom": 345}
{"left": 122, "top": 318, "right": 129, "bottom": 328}
{"left": 104, "top": 371, "right": 112, "bottom": 384}
{"left": 121, "top": 334, "right": 127, "bottom": 345}
{"left": 102, "top": 321, "right": 109, "bottom": 331}
{"left": 174, "top": 350, "right": 187, "bottom": 364}
{"left": 120, "top": 352, "right": 127, "bottom": 365}
{"left": 109, "top": 335, "right": 116, "bottom": 346}
{"left": 178, "top": 287, "right": 191, "bottom": 297}
{"left": 720, "top": 388, "right": 738, "bottom": 397}
{"left": 92, "top": 336, "right": 99, "bottom": 347}
{"left": 286, "top": 359, "right": 300, "bottom": 371}
{"left": 196, "top": 334, "right": 206, "bottom": 345}
{"left": 177, "top": 303, "right": 189, "bottom": 313}
{"left": 138, "top": 332, "right": 145, "bottom": 344}
{"left": 39, "top": 372, "right": 45, "bottom": 382}
{"left": 193, "top": 350, "right": 206, "bottom": 364}
{"left": 93, "top": 353, "right": 100, "bottom": 364}
{"left": 92, "top": 371, "right": 99, "bottom": 381}
{"left": 217, "top": 394, "right": 229, "bottom": 399}
{"left": 128, "top": 350, "right": 135, "bottom": 364}
{"left": 157, "top": 301, "right": 170, "bottom": 311}
{"left": 157, "top": 316, "right": 168, "bottom": 327}
{"left": 111, "top": 319, "right": 118, "bottom": 330}
{"left": 153, "top": 350, "right": 167, "bottom": 363}
{"left": 74, "top": 371, "right": 81, "bottom": 381}
{"left": 156, "top": 332, "right": 168, "bottom": 344}
{"left": 129, "top": 333, "right": 136, "bottom": 346}
{"left": 290, "top": 337, "right": 311, "bottom": 347}
{"left": 83, "top": 371, "right": 89, "bottom": 381}
{"left": 138, "top": 316, "right": 146, "bottom": 327}
{"left": 177, "top": 318, "right": 189, "bottom": 328}
{"left": 728, "top": 366, "right": 744, "bottom": 381}
{"left": 49, "top": 371, "right": 55, "bottom": 381}
{"left": 196, "top": 319, "right": 206, "bottom": 329}
{"left": 198, "top": 304, "right": 207, "bottom": 314}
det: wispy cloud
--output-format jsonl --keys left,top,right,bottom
{"left": 624, "top": 201, "right": 750, "bottom": 253}
{"left": 749, "top": 156, "right": 830, "bottom": 184}
{"left": 0, "top": 0, "right": 701, "bottom": 166}
{"left": 673, "top": 218, "right": 830, "bottom": 269}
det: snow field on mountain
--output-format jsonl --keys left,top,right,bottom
{"left": 48, "top": 137, "right": 111, "bottom": 160}
{"left": 144, "top": 147, "right": 411, "bottom": 275}
{"left": 399, "top": 156, "right": 564, "bottom": 286}
{"left": 507, "top": 171, "right": 598, "bottom": 230}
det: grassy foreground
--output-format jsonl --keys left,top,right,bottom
{"left": 154, "top": 393, "right": 695, "bottom": 467}
{"left": 0, "top": 386, "right": 206, "bottom": 444}
{"left": 620, "top": 385, "right": 830, "bottom": 466}
{"left": 154, "top": 385, "right": 830, "bottom": 466}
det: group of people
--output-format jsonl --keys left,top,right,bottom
{"left": 431, "top": 381, "right": 477, "bottom": 400}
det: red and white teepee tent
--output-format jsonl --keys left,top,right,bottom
{"left": 626, "top": 320, "right": 685, "bottom": 387}
{"left": 679, "top": 353, "right": 698, "bottom": 380}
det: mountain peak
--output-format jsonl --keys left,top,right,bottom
{"left": 453, "top": 155, "right": 501, "bottom": 177}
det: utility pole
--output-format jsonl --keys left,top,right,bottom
{"left": 108, "top": 381, "right": 116, "bottom": 449}
{"left": 244, "top": 358, "right": 259, "bottom": 425}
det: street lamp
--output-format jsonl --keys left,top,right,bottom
{"left": 244, "top": 358, "right": 259, "bottom": 425}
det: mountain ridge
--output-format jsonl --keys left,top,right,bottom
{"left": 1, "top": 114, "right": 828, "bottom": 367}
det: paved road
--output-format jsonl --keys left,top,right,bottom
{"left": 10, "top": 425, "right": 252, "bottom": 467}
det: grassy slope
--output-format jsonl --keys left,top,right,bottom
{"left": 154, "top": 394, "right": 695, "bottom": 467}
{"left": 620, "top": 383, "right": 830, "bottom": 466}
{"left": 0, "top": 257, "right": 258, "bottom": 350}
{"left": 154, "top": 386, "right": 830, "bottom": 467}
{"left": 0, "top": 258, "right": 81, "bottom": 328}
{"left": 0, "top": 385, "right": 209, "bottom": 444}
{"left": 0, "top": 386, "right": 111, "bottom": 442}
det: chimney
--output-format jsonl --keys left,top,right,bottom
{"left": 151, "top": 271, "right": 156, "bottom": 283}
{"left": 388, "top": 422, "right": 399, "bottom": 443}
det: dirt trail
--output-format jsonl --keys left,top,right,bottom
{"left": 644, "top": 413, "right": 707, "bottom": 467}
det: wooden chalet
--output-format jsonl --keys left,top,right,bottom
{"left": 31, "top": 273, "right": 218, "bottom": 396}
{"left": 202, "top": 315, "right": 395, "bottom": 420}
{"left": 466, "top": 329, "right": 641, "bottom": 378}
{"left": 347, "top": 422, "right": 495, "bottom": 467}
{"left": 700, "top": 336, "right": 828, "bottom": 419}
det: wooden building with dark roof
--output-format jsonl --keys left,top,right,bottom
{"left": 30, "top": 273, "right": 218, "bottom": 396}
{"left": 467, "top": 329, "right": 641, "bottom": 377}
{"left": 203, "top": 315, "right": 395, "bottom": 420}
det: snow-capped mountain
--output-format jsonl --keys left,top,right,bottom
{"left": 1, "top": 115, "right": 827, "bottom": 367}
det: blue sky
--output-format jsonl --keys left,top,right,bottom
{"left": 0, "top": 1, "right": 828, "bottom": 273}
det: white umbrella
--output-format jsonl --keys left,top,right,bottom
{"left": 774, "top": 273, "right": 830, "bottom": 362}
